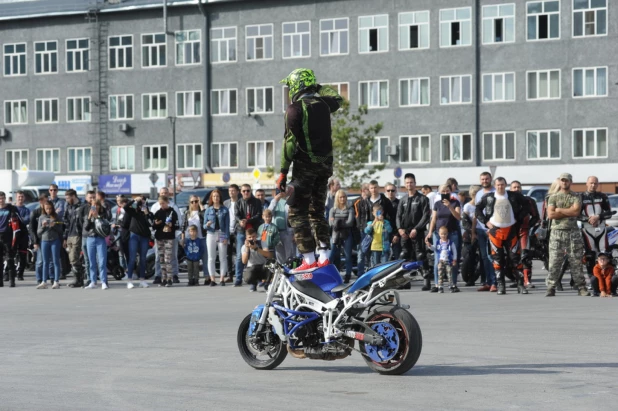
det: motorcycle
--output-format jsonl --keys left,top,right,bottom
{"left": 237, "top": 259, "right": 423, "bottom": 375}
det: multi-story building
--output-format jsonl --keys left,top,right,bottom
{"left": 0, "top": 0, "right": 615, "bottom": 193}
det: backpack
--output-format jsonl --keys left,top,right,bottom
{"left": 361, "top": 232, "right": 372, "bottom": 255}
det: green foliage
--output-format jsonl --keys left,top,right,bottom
{"left": 331, "top": 101, "right": 384, "bottom": 189}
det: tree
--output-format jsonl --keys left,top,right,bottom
{"left": 331, "top": 101, "right": 384, "bottom": 189}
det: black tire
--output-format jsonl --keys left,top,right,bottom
{"left": 237, "top": 313, "right": 287, "bottom": 370}
{"left": 359, "top": 307, "right": 422, "bottom": 375}
{"left": 144, "top": 254, "right": 155, "bottom": 279}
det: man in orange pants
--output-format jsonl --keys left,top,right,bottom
{"left": 475, "top": 177, "right": 530, "bottom": 295}
{"left": 510, "top": 180, "right": 540, "bottom": 289}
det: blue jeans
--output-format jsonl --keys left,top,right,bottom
{"left": 201, "top": 237, "right": 208, "bottom": 277}
{"left": 391, "top": 240, "right": 402, "bottom": 261}
{"left": 235, "top": 232, "right": 246, "bottom": 284}
{"left": 371, "top": 250, "right": 388, "bottom": 267}
{"left": 86, "top": 237, "right": 107, "bottom": 284}
{"left": 35, "top": 247, "right": 55, "bottom": 282}
{"left": 433, "top": 231, "right": 460, "bottom": 286}
{"left": 41, "top": 238, "right": 62, "bottom": 282}
{"left": 82, "top": 236, "right": 90, "bottom": 276}
{"left": 476, "top": 229, "right": 496, "bottom": 286}
{"left": 330, "top": 235, "right": 354, "bottom": 279}
{"left": 357, "top": 231, "right": 370, "bottom": 276}
{"left": 128, "top": 232, "right": 149, "bottom": 280}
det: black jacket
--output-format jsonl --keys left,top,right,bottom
{"left": 234, "top": 196, "right": 263, "bottom": 234}
{"left": 524, "top": 196, "right": 540, "bottom": 228}
{"left": 29, "top": 207, "right": 43, "bottom": 245}
{"left": 63, "top": 201, "right": 82, "bottom": 240}
{"left": 475, "top": 191, "right": 529, "bottom": 226}
{"left": 78, "top": 203, "right": 93, "bottom": 236}
{"left": 361, "top": 194, "right": 396, "bottom": 227}
{"left": 396, "top": 191, "right": 431, "bottom": 232}
{"left": 123, "top": 203, "right": 153, "bottom": 239}
{"left": 152, "top": 208, "right": 179, "bottom": 240}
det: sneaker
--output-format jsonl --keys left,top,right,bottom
{"left": 102, "top": 282, "right": 109, "bottom": 290}
{"left": 220, "top": 280, "right": 225, "bottom": 287}
{"left": 430, "top": 287, "right": 439, "bottom": 293}
{"left": 167, "top": 279, "right": 173, "bottom": 287}
{"left": 578, "top": 288, "right": 591, "bottom": 297}
{"left": 173, "top": 275, "right": 180, "bottom": 284}
{"left": 489, "top": 285, "right": 498, "bottom": 292}
{"left": 139, "top": 281, "right": 149, "bottom": 288}
{"left": 249, "top": 285, "right": 257, "bottom": 292}
{"left": 290, "top": 260, "right": 319, "bottom": 274}
{"left": 497, "top": 284, "right": 506, "bottom": 295}
{"left": 317, "top": 258, "right": 330, "bottom": 268}
{"left": 203, "top": 278, "right": 211, "bottom": 286}
{"left": 51, "top": 282, "right": 60, "bottom": 289}
{"left": 210, "top": 281, "right": 217, "bottom": 287}
{"left": 438, "top": 287, "right": 444, "bottom": 293}
{"left": 451, "top": 286, "right": 460, "bottom": 293}
{"left": 152, "top": 277, "right": 161, "bottom": 285}
{"left": 127, "top": 282, "right": 135, "bottom": 289}
{"left": 36, "top": 282, "right": 48, "bottom": 289}
{"left": 545, "top": 288, "right": 556, "bottom": 297}
{"left": 85, "top": 282, "right": 97, "bottom": 289}
{"left": 477, "top": 285, "right": 491, "bottom": 292}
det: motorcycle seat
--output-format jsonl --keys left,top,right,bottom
{"left": 368, "top": 261, "right": 404, "bottom": 284}
{"left": 291, "top": 280, "right": 334, "bottom": 304}
{"left": 331, "top": 282, "right": 353, "bottom": 293}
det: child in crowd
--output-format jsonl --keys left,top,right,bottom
{"left": 184, "top": 225, "right": 204, "bottom": 287}
{"left": 591, "top": 252, "right": 618, "bottom": 297}
{"left": 365, "top": 204, "right": 392, "bottom": 267}
{"left": 256, "top": 209, "right": 280, "bottom": 289}
{"left": 429, "top": 226, "right": 457, "bottom": 293}
{"left": 152, "top": 196, "right": 179, "bottom": 287}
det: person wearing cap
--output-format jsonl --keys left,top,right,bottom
{"left": 545, "top": 173, "right": 589, "bottom": 297}
{"left": 591, "top": 252, "right": 618, "bottom": 297}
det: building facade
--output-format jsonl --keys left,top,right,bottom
{"left": 0, "top": 0, "right": 616, "bottom": 191}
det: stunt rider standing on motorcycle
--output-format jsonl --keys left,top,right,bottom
{"left": 578, "top": 176, "right": 613, "bottom": 276}
{"left": 276, "top": 68, "right": 343, "bottom": 273}
{"left": 510, "top": 180, "right": 540, "bottom": 289}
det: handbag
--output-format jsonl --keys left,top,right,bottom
{"left": 361, "top": 232, "right": 372, "bottom": 255}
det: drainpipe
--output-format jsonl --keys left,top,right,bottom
{"left": 474, "top": 0, "right": 482, "bottom": 167}
{"left": 163, "top": 0, "right": 168, "bottom": 34}
{"left": 197, "top": 0, "right": 214, "bottom": 173}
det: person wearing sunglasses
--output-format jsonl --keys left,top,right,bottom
{"left": 181, "top": 195, "right": 207, "bottom": 285}
{"left": 48, "top": 184, "right": 66, "bottom": 221}
{"left": 233, "top": 184, "right": 262, "bottom": 286}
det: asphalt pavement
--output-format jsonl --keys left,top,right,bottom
{"left": 1, "top": 262, "right": 617, "bottom": 411}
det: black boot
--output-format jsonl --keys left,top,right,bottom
{"left": 517, "top": 272, "right": 528, "bottom": 295}
{"left": 68, "top": 272, "right": 84, "bottom": 288}
{"left": 496, "top": 271, "right": 506, "bottom": 295}
{"left": 421, "top": 278, "right": 431, "bottom": 291}
{"left": 9, "top": 270, "right": 16, "bottom": 288}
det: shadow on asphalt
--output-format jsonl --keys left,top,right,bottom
{"left": 410, "top": 362, "right": 618, "bottom": 376}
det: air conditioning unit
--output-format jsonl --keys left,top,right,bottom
{"left": 118, "top": 123, "right": 130, "bottom": 132}
{"left": 385, "top": 144, "right": 399, "bottom": 156}
{"left": 0, "top": 128, "right": 8, "bottom": 138}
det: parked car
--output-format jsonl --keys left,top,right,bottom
{"left": 607, "top": 195, "right": 618, "bottom": 227}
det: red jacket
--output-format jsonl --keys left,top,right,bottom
{"left": 593, "top": 264, "right": 615, "bottom": 293}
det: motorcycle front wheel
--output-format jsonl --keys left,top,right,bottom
{"left": 237, "top": 314, "right": 287, "bottom": 370}
{"left": 360, "top": 307, "right": 422, "bottom": 375}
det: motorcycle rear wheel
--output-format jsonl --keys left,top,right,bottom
{"left": 360, "top": 307, "right": 422, "bottom": 375}
{"left": 237, "top": 314, "right": 287, "bottom": 370}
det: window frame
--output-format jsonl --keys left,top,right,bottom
{"left": 358, "top": 80, "right": 389, "bottom": 109}
{"left": 141, "top": 92, "right": 168, "bottom": 120}
{"left": 482, "top": 72, "right": 516, "bottom": 103}
{"left": 33, "top": 40, "right": 59, "bottom": 75}
{"left": 526, "top": 69, "right": 561, "bottom": 100}
{"left": 110, "top": 145, "right": 136, "bottom": 172}
{"left": 572, "top": 127, "right": 609, "bottom": 159}
{"left": 358, "top": 14, "right": 389, "bottom": 54}
{"left": 439, "top": 7, "right": 473, "bottom": 48}
{"left": 211, "top": 141, "right": 239, "bottom": 169}
{"left": 175, "top": 29, "right": 202, "bottom": 66}
{"left": 398, "top": 11, "right": 431, "bottom": 51}
{"left": 246, "top": 86, "right": 274, "bottom": 115}
{"left": 440, "top": 133, "right": 474, "bottom": 163}
{"left": 210, "top": 88, "right": 237, "bottom": 116}
{"left": 367, "top": 136, "right": 390, "bottom": 165}
{"left": 66, "top": 38, "right": 90, "bottom": 72}
{"left": 319, "top": 17, "right": 350, "bottom": 57}
{"left": 66, "top": 96, "right": 91, "bottom": 123}
{"left": 439, "top": 74, "right": 473, "bottom": 105}
{"left": 141, "top": 33, "right": 167, "bottom": 69}
{"left": 3, "top": 42, "right": 27, "bottom": 77}
{"left": 211, "top": 26, "right": 237, "bottom": 64}
{"left": 108, "top": 34, "right": 134, "bottom": 70}
{"left": 526, "top": 1, "right": 561, "bottom": 42}
{"left": 176, "top": 143, "right": 203, "bottom": 170}
{"left": 67, "top": 147, "right": 93, "bottom": 173}
{"left": 482, "top": 131, "right": 517, "bottom": 161}
{"left": 245, "top": 23, "right": 274, "bottom": 62}
{"left": 5, "top": 149, "right": 28, "bottom": 170}
{"left": 399, "top": 135, "right": 431, "bottom": 164}
{"left": 176, "top": 90, "right": 203, "bottom": 118}
{"left": 572, "top": 0, "right": 608, "bottom": 38}
{"left": 399, "top": 77, "right": 431, "bottom": 107}
{"left": 282, "top": 20, "right": 311, "bottom": 59}
{"left": 4, "top": 99, "right": 28, "bottom": 125}
{"left": 572, "top": 66, "right": 608, "bottom": 98}
{"left": 142, "top": 144, "right": 169, "bottom": 171}
{"left": 526, "top": 129, "right": 562, "bottom": 160}
{"left": 35, "top": 148, "right": 61, "bottom": 172}
{"left": 246, "top": 140, "right": 276, "bottom": 168}
{"left": 34, "top": 98, "right": 59, "bottom": 124}
{"left": 482, "top": 4, "right": 516, "bottom": 45}
{"left": 108, "top": 94, "right": 134, "bottom": 121}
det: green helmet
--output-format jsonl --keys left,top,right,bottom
{"left": 280, "top": 68, "right": 317, "bottom": 101}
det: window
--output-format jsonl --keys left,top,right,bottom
{"left": 177, "top": 143, "right": 203, "bottom": 170}
{"left": 212, "top": 142, "right": 238, "bottom": 168}
{"left": 66, "top": 38, "right": 89, "bottom": 72}
{"left": 177, "top": 91, "right": 202, "bottom": 117}
{"left": 399, "top": 78, "right": 430, "bottom": 106}
{"left": 359, "top": 80, "right": 389, "bottom": 108}
{"left": 3, "top": 43, "right": 27, "bottom": 76}
{"left": 36, "top": 148, "right": 60, "bottom": 172}
{"left": 359, "top": 14, "right": 389, "bottom": 53}
{"left": 109, "top": 35, "right": 133, "bottom": 69}
{"left": 527, "top": 130, "right": 561, "bottom": 159}
{"left": 175, "top": 30, "right": 201, "bottom": 65}
{"left": 527, "top": 70, "right": 561, "bottom": 99}
{"left": 320, "top": 18, "right": 349, "bottom": 56}
{"left": 142, "top": 93, "right": 167, "bottom": 119}
{"left": 247, "top": 141, "right": 275, "bottom": 168}
{"left": 110, "top": 146, "right": 135, "bottom": 171}
{"left": 440, "top": 75, "right": 472, "bottom": 104}
{"left": 34, "top": 41, "right": 58, "bottom": 74}
{"left": 109, "top": 94, "right": 134, "bottom": 120}
{"left": 246, "top": 87, "right": 274, "bottom": 114}
{"left": 573, "top": 0, "right": 607, "bottom": 37}
{"left": 441, "top": 134, "right": 472, "bottom": 162}
{"left": 5, "top": 149, "right": 28, "bottom": 170}
{"left": 440, "top": 7, "right": 472, "bottom": 47}
{"left": 67, "top": 97, "right": 91, "bottom": 122}
{"left": 4, "top": 100, "right": 27, "bottom": 125}
{"left": 483, "top": 132, "right": 516, "bottom": 160}
{"left": 282, "top": 82, "right": 349, "bottom": 111}
{"left": 283, "top": 21, "right": 311, "bottom": 58}
{"left": 141, "top": 33, "right": 166, "bottom": 68}
{"left": 400, "top": 135, "right": 430, "bottom": 163}
{"left": 143, "top": 145, "right": 168, "bottom": 171}
{"left": 527, "top": 1, "right": 560, "bottom": 40}
{"left": 35, "top": 99, "right": 59, "bottom": 124}
{"left": 573, "top": 67, "right": 607, "bottom": 97}
{"left": 246, "top": 24, "right": 273, "bottom": 61}
{"left": 483, "top": 4, "right": 515, "bottom": 44}
{"left": 68, "top": 147, "right": 92, "bottom": 172}
{"left": 368, "top": 136, "right": 389, "bottom": 164}
{"left": 573, "top": 128, "right": 608, "bottom": 158}
{"left": 483, "top": 72, "right": 516, "bottom": 102}
{"left": 398, "top": 11, "right": 430, "bottom": 50}
{"left": 211, "top": 27, "right": 237, "bottom": 63}
{"left": 211, "top": 89, "right": 236, "bottom": 116}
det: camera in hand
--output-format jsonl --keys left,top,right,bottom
{"left": 249, "top": 240, "right": 255, "bottom": 246}
{"left": 441, "top": 193, "right": 450, "bottom": 201}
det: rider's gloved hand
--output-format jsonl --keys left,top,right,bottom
{"left": 276, "top": 172, "right": 287, "bottom": 192}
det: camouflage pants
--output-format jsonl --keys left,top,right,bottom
{"left": 156, "top": 239, "right": 174, "bottom": 280}
{"left": 546, "top": 229, "right": 586, "bottom": 289}
{"left": 288, "top": 160, "right": 332, "bottom": 254}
